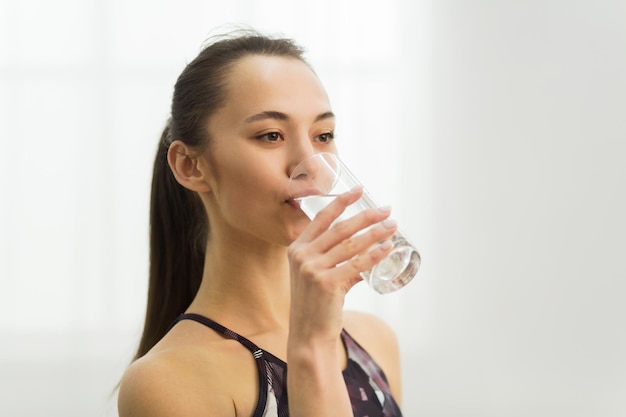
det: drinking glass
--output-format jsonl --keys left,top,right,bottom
{"left": 288, "top": 152, "right": 420, "bottom": 294}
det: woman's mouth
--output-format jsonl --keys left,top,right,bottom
{"left": 285, "top": 198, "right": 301, "bottom": 210}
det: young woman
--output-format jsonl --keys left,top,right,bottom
{"left": 118, "top": 31, "right": 404, "bottom": 417}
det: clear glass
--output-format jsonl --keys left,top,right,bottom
{"left": 288, "top": 152, "right": 420, "bottom": 294}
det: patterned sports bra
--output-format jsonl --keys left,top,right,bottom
{"left": 171, "top": 313, "right": 403, "bottom": 417}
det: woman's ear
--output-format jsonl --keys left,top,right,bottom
{"left": 167, "top": 140, "right": 212, "bottom": 193}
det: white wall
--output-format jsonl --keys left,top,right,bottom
{"left": 1, "top": 1, "right": 625, "bottom": 416}
{"left": 409, "top": 1, "right": 626, "bottom": 415}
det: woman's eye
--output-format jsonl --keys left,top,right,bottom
{"left": 316, "top": 132, "right": 335, "bottom": 143}
{"left": 256, "top": 132, "right": 284, "bottom": 143}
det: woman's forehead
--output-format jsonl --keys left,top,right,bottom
{"left": 218, "top": 55, "right": 331, "bottom": 122}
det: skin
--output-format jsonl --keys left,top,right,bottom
{"left": 118, "top": 55, "right": 402, "bottom": 417}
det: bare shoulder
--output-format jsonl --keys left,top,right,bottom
{"left": 118, "top": 322, "right": 258, "bottom": 417}
{"left": 343, "top": 310, "right": 403, "bottom": 404}
{"left": 118, "top": 347, "right": 234, "bottom": 417}
{"left": 343, "top": 310, "right": 400, "bottom": 358}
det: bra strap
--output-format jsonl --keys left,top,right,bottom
{"left": 171, "top": 313, "right": 269, "bottom": 417}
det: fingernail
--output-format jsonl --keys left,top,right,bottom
{"left": 381, "top": 218, "right": 397, "bottom": 229}
{"left": 350, "top": 185, "right": 364, "bottom": 193}
{"left": 378, "top": 205, "right": 391, "bottom": 213}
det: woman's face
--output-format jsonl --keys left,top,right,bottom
{"left": 201, "top": 55, "right": 337, "bottom": 246}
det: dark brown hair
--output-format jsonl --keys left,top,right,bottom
{"left": 134, "top": 31, "right": 307, "bottom": 360}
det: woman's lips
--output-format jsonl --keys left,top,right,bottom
{"left": 286, "top": 198, "right": 301, "bottom": 210}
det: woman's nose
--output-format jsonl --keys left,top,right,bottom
{"left": 287, "top": 151, "right": 322, "bottom": 199}
{"left": 286, "top": 139, "right": 316, "bottom": 178}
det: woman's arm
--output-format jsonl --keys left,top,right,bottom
{"left": 287, "top": 188, "right": 398, "bottom": 416}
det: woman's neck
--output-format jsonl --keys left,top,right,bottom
{"left": 187, "top": 232, "right": 292, "bottom": 335}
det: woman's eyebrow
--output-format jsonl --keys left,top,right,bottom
{"left": 244, "top": 110, "right": 335, "bottom": 124}
{"left": 245, "top": 110, "right": 289, "bottom": 123}
{"left": 315, "top": 111, "right": 335, "bottom": 122}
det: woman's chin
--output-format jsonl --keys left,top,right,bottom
{"left": 285, "top": 219, "right": 310, "bottom": 243}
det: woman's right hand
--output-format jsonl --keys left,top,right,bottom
{"left": 286, "top": 187, "right": 397, "bottom": 416}
{"left": 287, "top": 186, "right": 397, "bottom": 345}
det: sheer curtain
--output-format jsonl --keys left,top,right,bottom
{"left": 3, "top": 1, "right": 626, "bottom": 417}
{"left": 0, "top": 1, "right": 430, "bottom": 415}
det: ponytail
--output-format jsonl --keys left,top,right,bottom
{"left": 133, "top": 124, "right": 207, "bottom": 360}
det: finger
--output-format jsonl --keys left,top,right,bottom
{"left": 330, "top": 238, "right": 396, "bottom": 289}
{"left": 322, "top": 218, "right": 397, "bottom": 268}
{"left": 295, "top": 187, "right": 363, "bottom": 243}
{"left": 310, "top": 205, "right": 393, "bottom": 255}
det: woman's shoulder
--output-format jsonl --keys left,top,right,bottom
{"left": 118, "top": 322, "right": 258, "bottom": 417}
{"left": 342, "top": 309, "right": 399, "bottom": 352}
{"left": 342, "top": 310, "right": 402, "bottom": 403}
{"left": 118, "top": 345, "right": 232, "bottom": 417}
